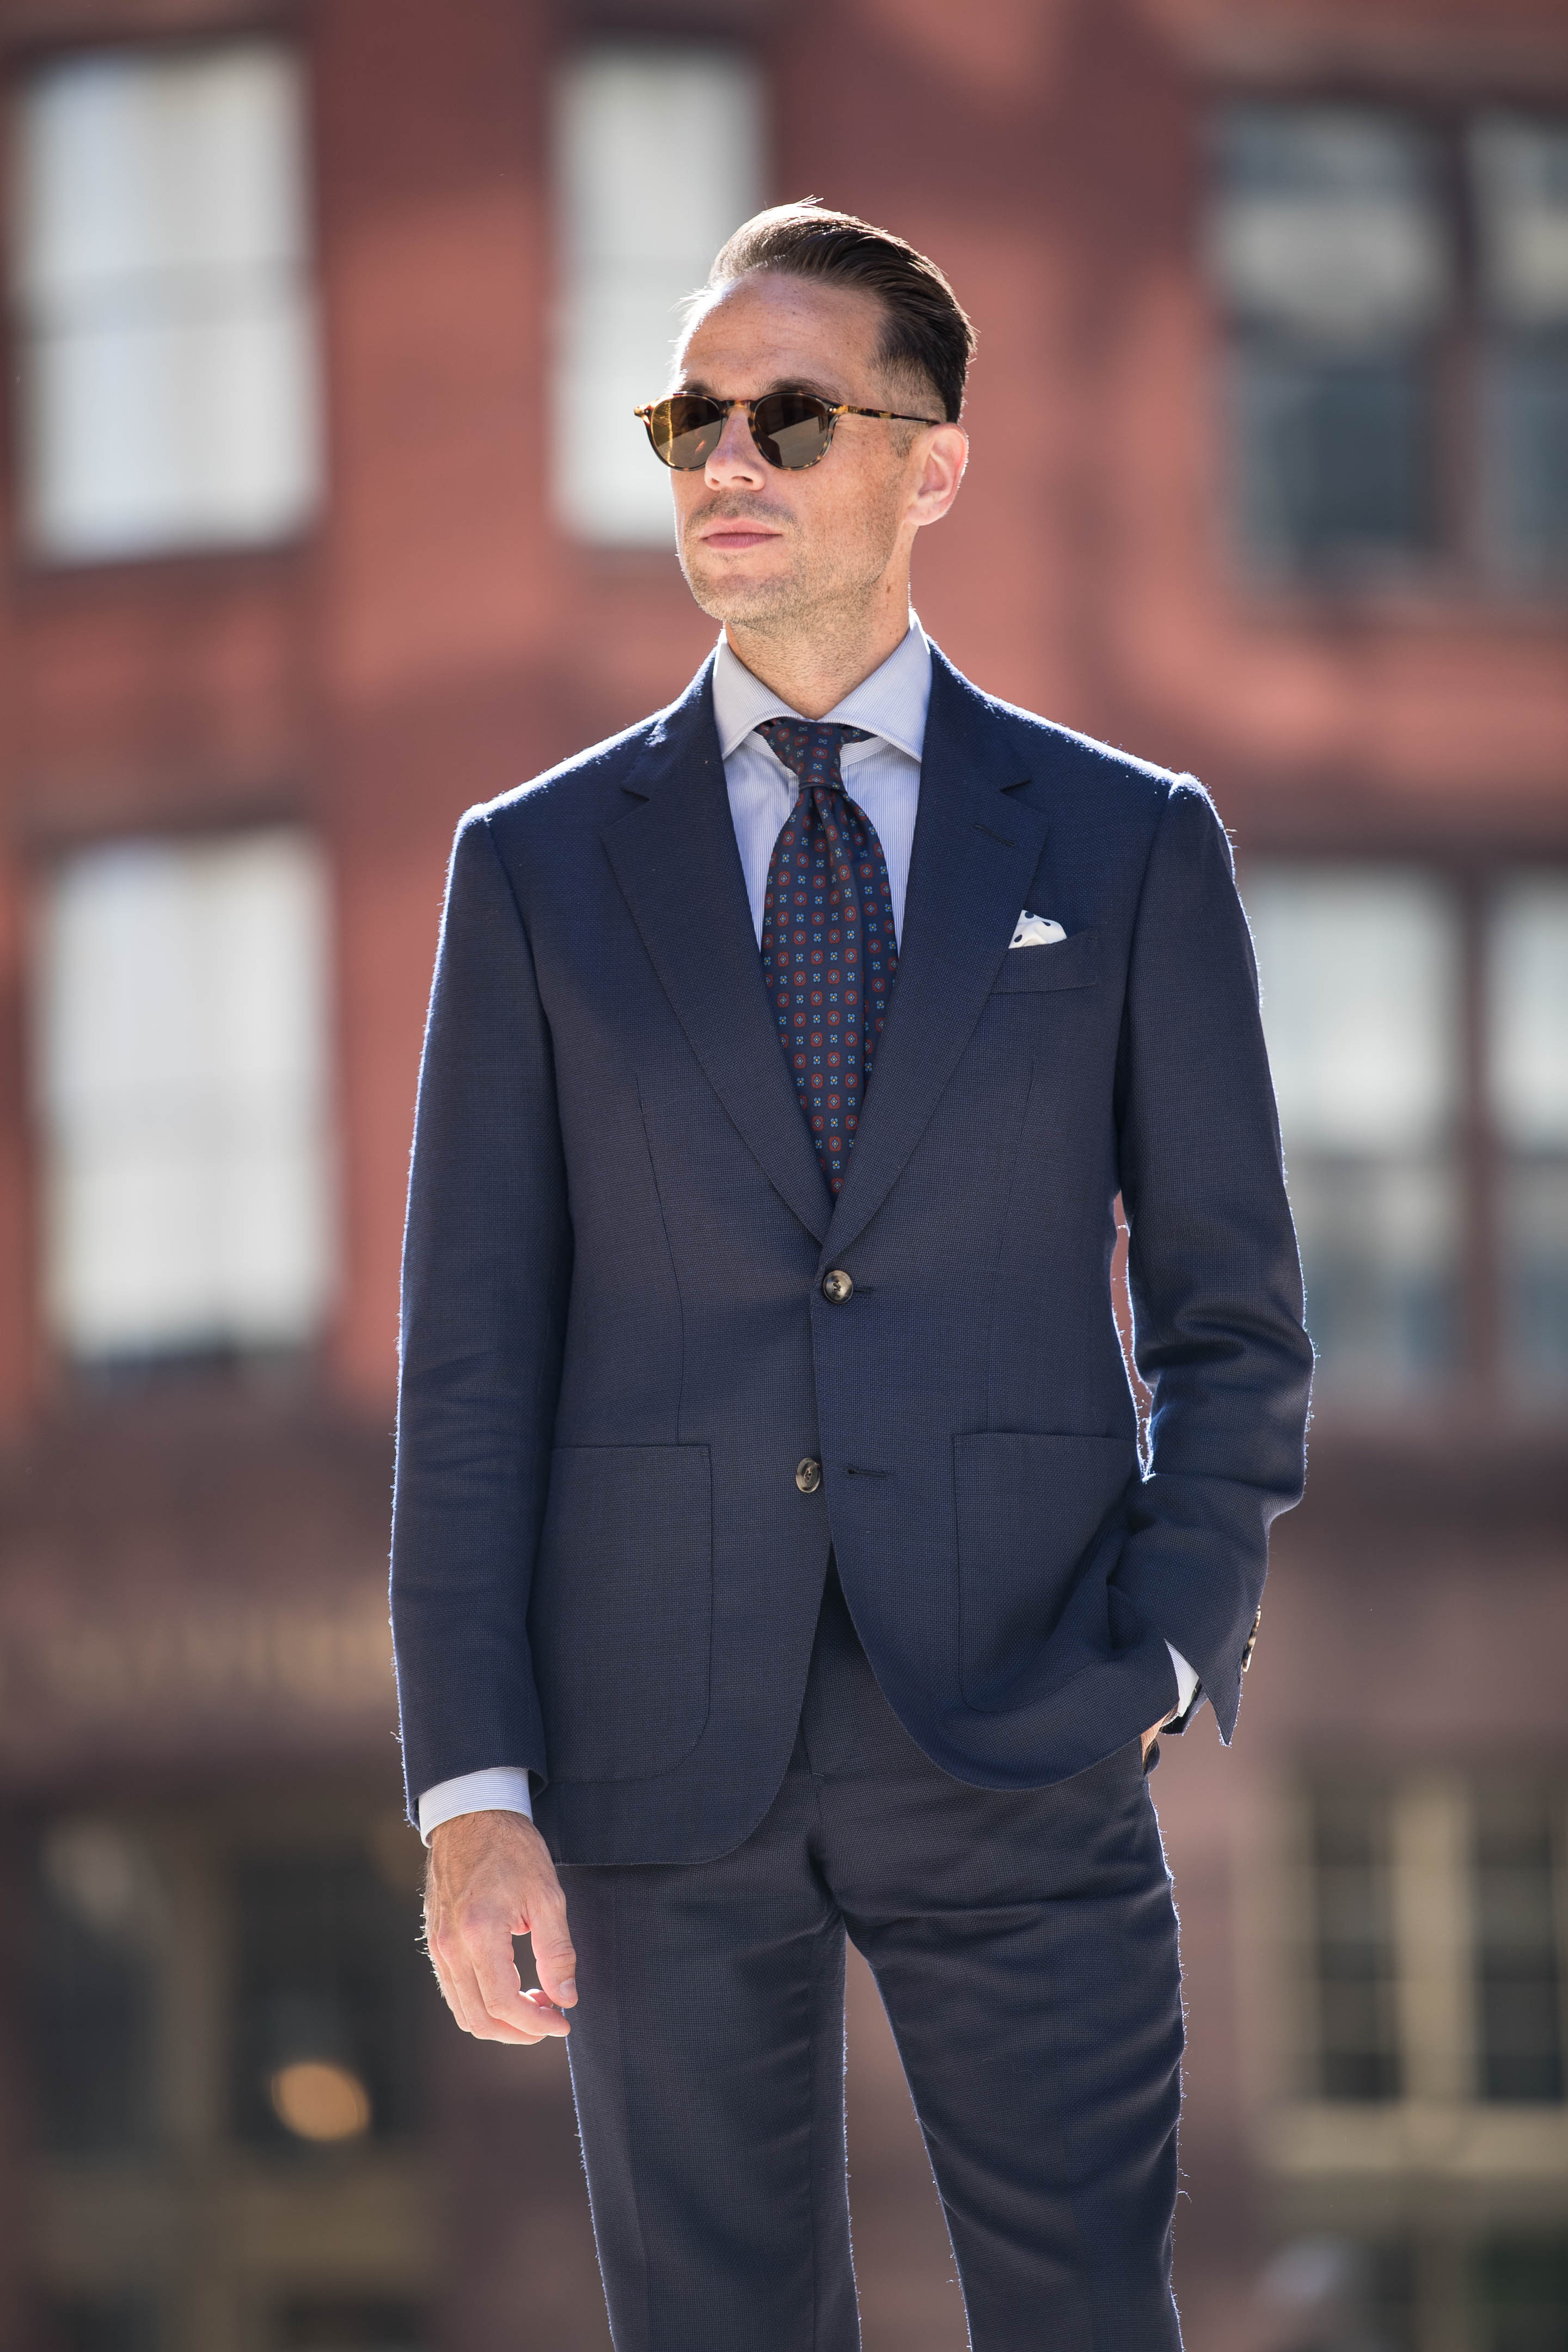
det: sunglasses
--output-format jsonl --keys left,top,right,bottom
{"left": 634, "top": 390, "right": 940, "bottom": 473}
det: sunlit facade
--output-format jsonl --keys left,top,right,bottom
{"left": 0, "top": 4, "right": 1562, "bottom": 2350}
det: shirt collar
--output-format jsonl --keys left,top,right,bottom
{"left": 711, "top": 615, "right": 932, "bottom": 766}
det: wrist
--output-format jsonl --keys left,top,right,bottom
{"left": 429, "top": 1806, "right": 539, "bottom": 1851}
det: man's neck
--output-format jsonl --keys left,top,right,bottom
{"left": 722, "top": 589, "right": 912, "bottom": 720}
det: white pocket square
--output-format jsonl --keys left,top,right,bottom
{"left": 1009, "top": 911, "right": 1067, "bottom": 949}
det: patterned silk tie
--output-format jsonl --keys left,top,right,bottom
{"left": 757, "top": 717, "right": 899, "bottom": 1196}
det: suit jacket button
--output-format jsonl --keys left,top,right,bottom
{"left": 821, "top": 1269, "right": 854, "bottom": 1304}
{"left": 795, "top": 1457, "right": 822, "bottom": 1493}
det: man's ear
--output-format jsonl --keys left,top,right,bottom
{"left": 911, "top": 424, "right": 968, "bottom": 528}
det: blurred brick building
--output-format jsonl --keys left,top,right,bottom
{"left": 0, "top": 1, "right": 1564, "bottom": 2348}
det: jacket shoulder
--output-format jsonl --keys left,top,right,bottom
{"left": 995, "top": 694, "right": 1198, "bottom": 812}
{"left": 459, "top": 664, "right": 714, "bottom": 847}
{"left": 935, "top": 649, "right": 1206, "bottom": 827}
{"left": 469, "top": 718, "right": 661, "bottom": 838}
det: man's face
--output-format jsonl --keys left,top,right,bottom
{"left": 667, "top": 272, "right": 959, "bottom": 630}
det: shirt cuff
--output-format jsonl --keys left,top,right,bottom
{"left": 417, "top": 1766, "right": 534, "bottom": 1843}
{"left": 1165, "top": 1641, "right": 1201, "bottom": 1724}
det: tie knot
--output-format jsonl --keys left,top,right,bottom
{"left": 757, "top": 716, "right": 872, "bottom": 788}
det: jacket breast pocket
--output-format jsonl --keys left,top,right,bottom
{"left": 529, "top": 1443, "right": 712, "bottom": 1783}
{"left": 989, "top": 927, "right": 1099, "bottom": 993}
{"left": 954, "top": 1429, "right": 1138, "bottom": 1705}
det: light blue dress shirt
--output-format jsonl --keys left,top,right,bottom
{"left": 715, "top": 613, "right": 929, "bottom": 949}
{"left": 417, "top": 618, "right": 1198, "bottom": 1840}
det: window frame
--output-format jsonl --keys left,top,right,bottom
{"left": 23, "top": 814, "right": 339, "bottom": 1385}
{"left": 1238, "top": 848, "right": 1568, "bottom": 1426}
{"left": 20, "top": 1791, "right": 438, "bottom": 2349}
{"left": 1206, "top": 87, "right": 1568, "bottom": 607}
{"left": 1253, "top": 1769, "right": 1568, "bottom": 2180}
{"left": 0, "top": 25, "right": 327, "bottom": 577}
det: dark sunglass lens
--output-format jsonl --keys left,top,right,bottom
{"left": 652, "top": 397, "right": 725, "bottom": 469}
{"left": 752, "top": 393, "right": 833, "bottom": 469}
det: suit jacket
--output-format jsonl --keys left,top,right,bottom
{"left": 390, "top": 646, "right": 1313, "bottom": 1867}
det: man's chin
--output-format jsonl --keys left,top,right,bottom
{"left": 682, "top": 564, "right": 800, "bottom": 626}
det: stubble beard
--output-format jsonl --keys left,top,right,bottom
{"left": 677, "top": 489, "right": 904, "bottom": 643}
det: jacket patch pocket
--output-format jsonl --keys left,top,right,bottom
{"left": 989, "top": 927, "right": 1099, "bottom": 993}
{"left": 530, "top": 1443, "right": 712, "bottom": 1783}
{"left": 954, "top": 1429, "right": 1138, "bottom": 1706}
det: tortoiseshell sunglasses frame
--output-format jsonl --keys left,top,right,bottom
{"left": 634, "top": 390, "right": 942, "bottom": 471}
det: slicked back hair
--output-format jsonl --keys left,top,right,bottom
{"left": 702, "top": 202, "right": 976, "bottom": 424}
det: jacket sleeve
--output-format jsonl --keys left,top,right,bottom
{"left": 389, "top": 807, "right": 572, "bottom": 1817}
{"left": 1111, "top": 778, "right": 1313, "bottom": 1739}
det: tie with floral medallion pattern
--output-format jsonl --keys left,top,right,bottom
{"left": 756, "top": 716, "right": 900, "bottom": 1196}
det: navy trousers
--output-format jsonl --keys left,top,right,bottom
{"left": 561, "top": 1566, "right": 1185, "bottom": 2351}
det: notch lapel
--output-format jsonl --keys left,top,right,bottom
{"left": 601, "top": 662, "right": 832, "bottom": 1246}
{"left": 824, "top": 652, "right": 1049, "bottom": 1261}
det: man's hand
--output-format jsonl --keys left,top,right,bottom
{"left": 1140, "top": 1713, "right": 1171, "bottom": 1765}
{"left": 425, "top": 1809, "right": 577, "bottom": 2044}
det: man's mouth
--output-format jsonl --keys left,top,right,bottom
{"left": 697, "top": 525, "right": 782, "bottom": 551}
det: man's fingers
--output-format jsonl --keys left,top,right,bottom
{"left": 439, "top": 1928, "right": 562, "bottom": 2044}
{"left": 472, "top": 1926, "right": 570, "bottom": 2040}
{"left": 526, "top": 1888, "right": 579, "bottom": 2008}
{"left": 428, "top": 1922, "right": 499, "bottom": 2039}
{"left": 428, "top": 1936, "right": 487, "bottom": 2038}
{"left": 430, "top": 1896, "right": 570, "bottom": 2043}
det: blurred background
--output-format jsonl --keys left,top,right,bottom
{"left": 0, "top": 0, "right": 1563, "bottom": 2347}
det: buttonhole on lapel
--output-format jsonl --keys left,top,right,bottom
{"left": 843, "top": 1464, "right": 891, "bottom": 1479}
{"left": 973, "top": 820, "right": 1015, "bottom": 849}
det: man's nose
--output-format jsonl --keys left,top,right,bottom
{"left": 704, "top": 403, "right": 767, "bottom": 488}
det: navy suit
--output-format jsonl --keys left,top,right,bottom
{"left": 392, "top": 644, "right": 1309, "bottom": 1854}
{"left": 390, "top": 645, "right": 1310, "bottom": 2345}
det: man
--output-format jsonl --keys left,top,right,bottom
{"left": 393, "top": 205, "right": 1312, "bottom": 2349}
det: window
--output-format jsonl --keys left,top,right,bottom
{"left": 1474, "top": 1787, "right": 1565, "bottom": 2103}
{"left": 1210, "top": 106, "right": 1448, "bottom": 575}
{"left": 1295, "top": 1775, "right": 1568, "bottom": 2110}
{"left": 554, "top": 45, "right": 763, "bottom": 545}
{"left": 1209, "top": 103, "right": 1568, "bottom": 587}
{"left": 1244, "top": 865, "right": 1462, "bottom": 1398}
{"left": 1473, "top": 118, "right": 1568, "bottom": 587}
{"left": 26, "top": 1806, "right": 436, "bottom": 2347}
{"left": 42, "top": 2301, "right": 160, "bottom": 2352}
{"left": 30, "top": 1821, "right": 159, "bottom": 2156}
{"left": 1309, "top": 1785, "right": 1402, "bottom": 2102}
{"left": 1488, "top": 879, "right": 1568, "bottom": 1395}
{"left": 1477, "top": 2238, "right": 1568, "bottom": 2352}
{"left": 1258, "top": 2231, "right": 1568, "bottom": 2351}
{"left": 1257, "top": 2234, "right": 1417, "bottom": 2351}
{"left": 33, "top": 828, "right": 334, "bottom": 1367}
{"left": 1244, "top": 861, "right": 1568, "bottom": 1407}
{"left": 230, "top": 1851, "right": 426, "bottom": 2151}
{"left": 10, "top": 39, "right": 321, "bottom": 562}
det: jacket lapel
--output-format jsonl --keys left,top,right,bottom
{"left": 601, "top": 660, "right": 832, "bottom": 1246}
{"left": 824, "top": 650, "right": 1049, "bottom": 1261}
